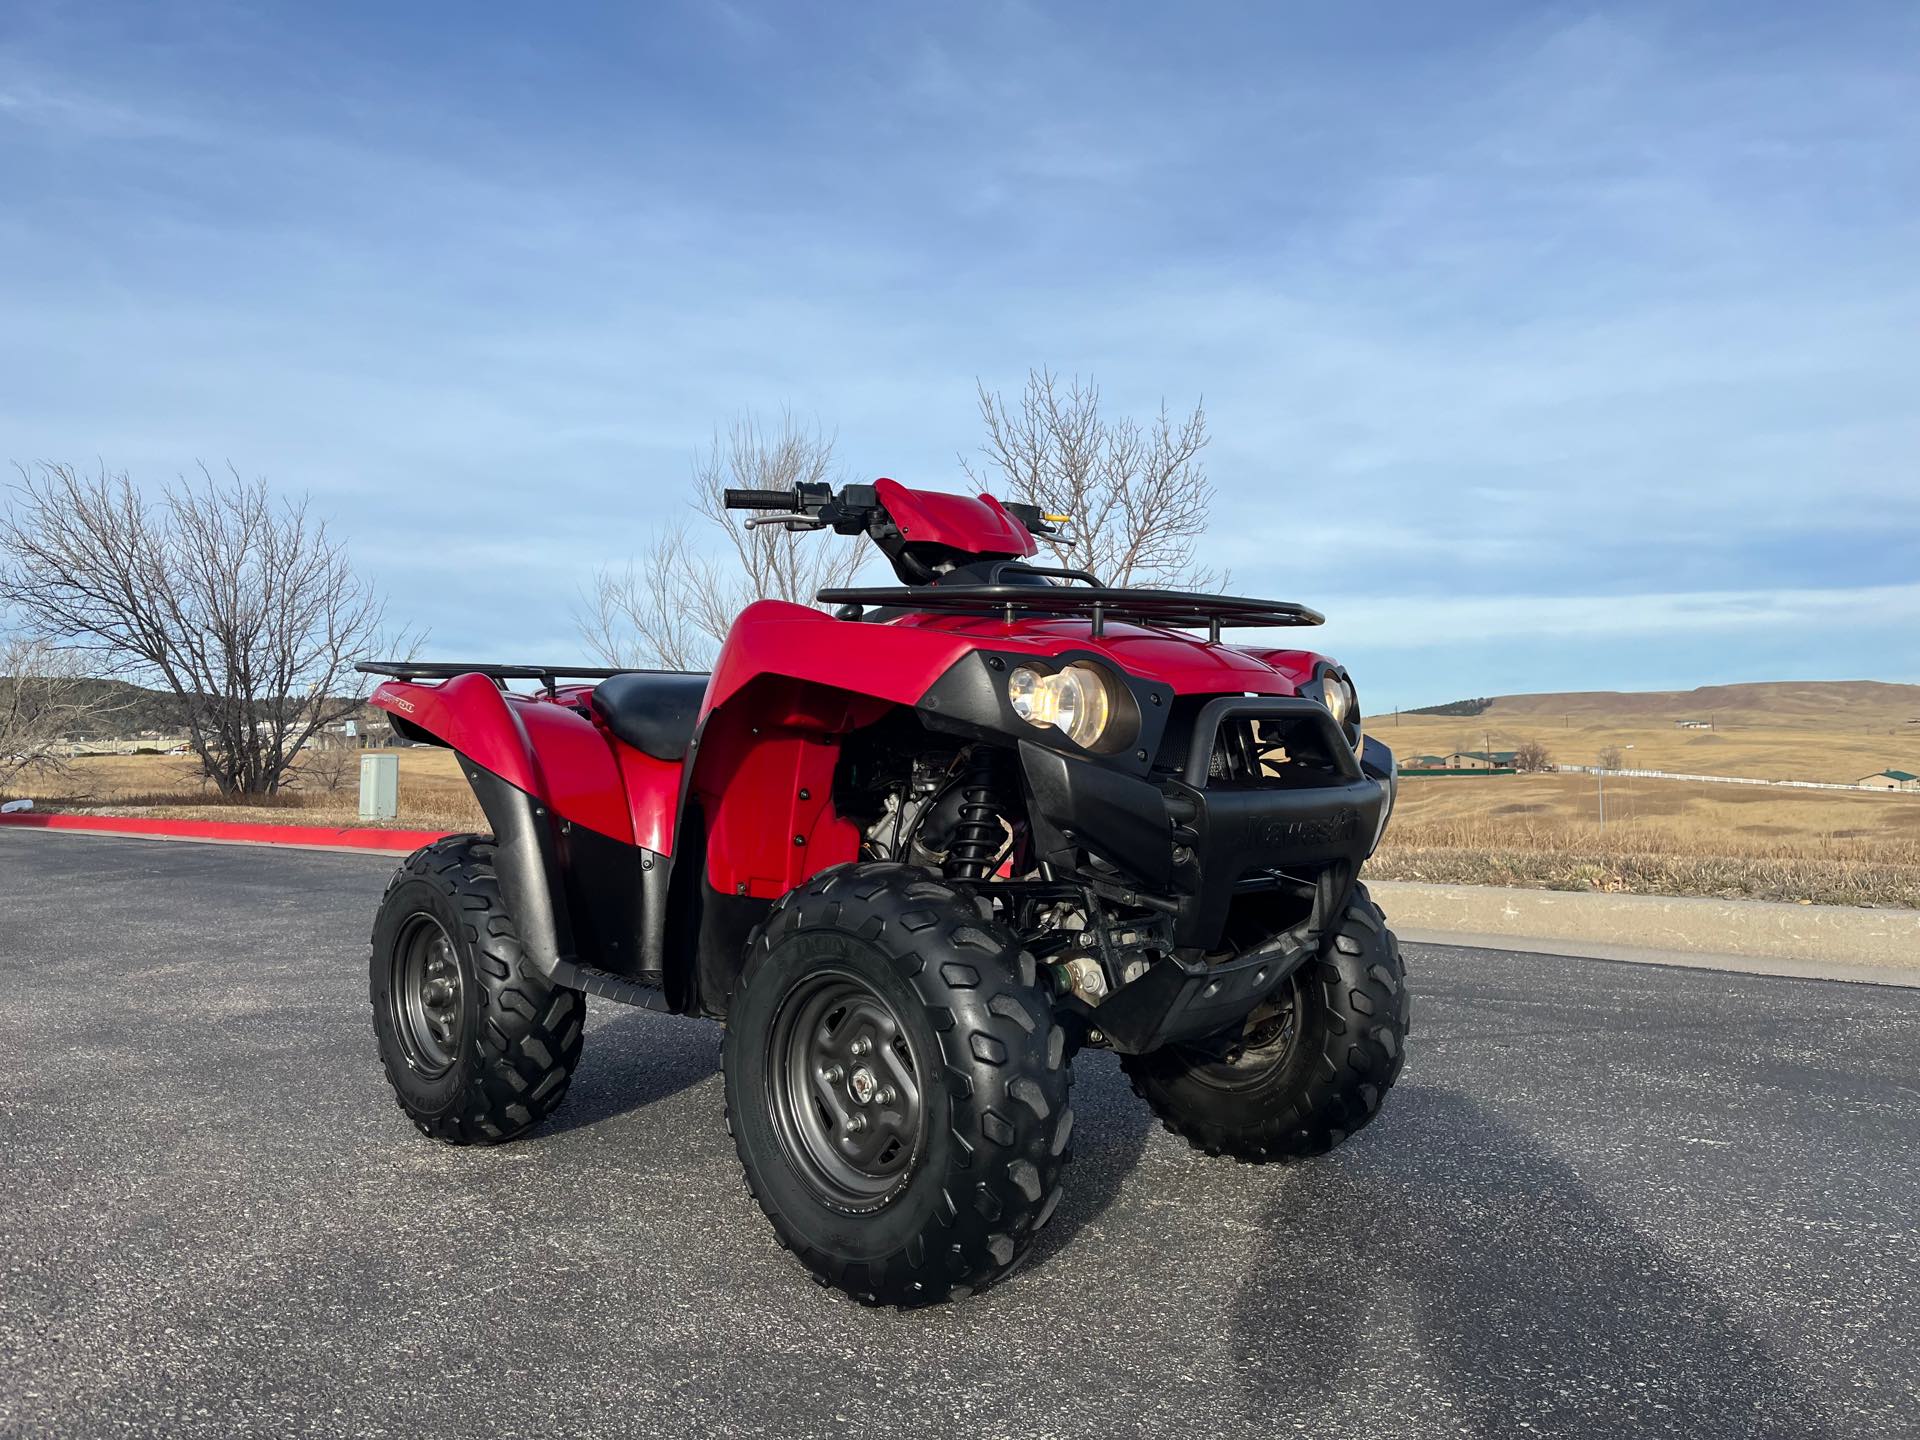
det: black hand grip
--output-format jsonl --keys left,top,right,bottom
{"left": 723, "top": 488, "right": 798, "bottom": 510}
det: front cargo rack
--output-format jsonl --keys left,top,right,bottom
{"left": 817, "top": 580, "right": 1324, "bottom": 641}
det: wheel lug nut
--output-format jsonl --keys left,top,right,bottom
{"left": 847, "top": 1114, "right": 869, "bottom": 1133}
{"left": 850, "top": 1038, "right": 872, "bottom": 1056}
{"left": 822, "top": 1064, "right": 845, "bottom": 1083}
{"left": 877, "top": 1086, "right": 897, "bottom": 1106}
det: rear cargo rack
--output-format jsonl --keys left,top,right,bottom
{"left": 817, "top": 578, "right": 1324, "bottom": 641}
{"left": 357, "top": 661, "right": 669, "bottom": 692}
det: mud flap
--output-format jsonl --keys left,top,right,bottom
{"left": 459, "top": 756, "right": 669, "bottom": 985}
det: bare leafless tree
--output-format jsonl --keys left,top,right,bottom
{"left": 962, "top": 369, "right": 1219, "bottom": 589}
{"left": 0, "top": 629, "right": 93, "bottom": 794}
{"left": 1514, "top": 738, "right": 1554, "bottom": 773}
{"left": 579, "top": 414, "right": 867, "bottom": 669}
{"left": 0, "top": 462, "right": 402, "bottom": 797}
{"left": 299, "top": 741, "right": 358, "bottom": 795}
{"left": 1598, "top": 745, "right": 1624, "bottom": 771}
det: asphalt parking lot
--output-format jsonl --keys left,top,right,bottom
{"left": 2, "top": 830, "right": 1916, "bottom": 1439}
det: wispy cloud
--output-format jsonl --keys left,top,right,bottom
{"left": 1328, "top": 582, "right": 1920, "bottom": 647}
{"left": 0, "top": 1, "right": 1913, "bottom": 694}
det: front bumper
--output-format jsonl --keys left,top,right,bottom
{"left": 1017, "top": 699, "right": 1396, "bottom": 1051}
{"left": 1020, "top": 699, "right": 1393, "bottom": 951}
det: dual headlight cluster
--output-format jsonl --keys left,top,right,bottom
{"left": 1007, "top": 662, "right": 1116, "bottom": 749}
{"left": 1005, "top": 660, "right": 1364, "bottom": 755}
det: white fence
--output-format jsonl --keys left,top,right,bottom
{"left": 1555, "top": 764, "right": 1913, "bottom": 795}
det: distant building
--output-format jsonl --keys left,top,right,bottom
{"left": 1675, "top": 720, "right": 1710, "bottom": 730}
{"left": 1445, "top": 750, "right": 1518, "bottom": 771}
{"left": 1404, "top": 754, "right": 1448, "bottom": 770}
{"left": 1858, "top": 770, "right": 1920, "bottom": 792}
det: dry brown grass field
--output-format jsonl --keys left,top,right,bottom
{"left": 19, "top": 748, "right": 485, "bottom": 831}
{"left": 7, "top": 680, "right": 1916, "bottom": 908}
{"left": 1371, "top": 681, "right": 1920, "bottom": 907}
{"left": 1373, "top": 773, "right": 1920, "bottom": 909}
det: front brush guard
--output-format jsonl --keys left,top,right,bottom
{"left": 1019, "top": 699, "right": 1389, "bottom": 952}
{"left": 1017, "top": 698, "right": 1394, "bottom": 1053}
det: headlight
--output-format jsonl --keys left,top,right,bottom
{"left": 1323, "top": 677, "right": 1352, "bottom": 726}
{"left": 1007, "top": 663, "right": 1113, "bottom": 748}
{"left": 1312, "top": 667, "right": 1362, "bottom": 749}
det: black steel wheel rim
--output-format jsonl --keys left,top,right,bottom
{"left": 392, "top": 913, "right": 466, "bottom": 1077}
{"left": 766, "top": 965, "right": 926, "bottom": 1211}
{"left": 1182, "top": 972, "right": 1304, "bottom": 1089}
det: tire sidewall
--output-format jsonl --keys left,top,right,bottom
{"left": 725, "top": 924, "right": 958, "bottom": 1266}
{"left": 1125, "top": 888, "right": 1407, "bottom": 1157}
{"left": 370, "top": 872, "right": 483, "bottom": 1120}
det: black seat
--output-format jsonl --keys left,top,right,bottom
{"left": 590, "top": 672, "right": 710, "bottom": 762}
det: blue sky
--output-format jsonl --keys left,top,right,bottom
{"left": 2, "top": 1, "right": 1915, "bottom": 709}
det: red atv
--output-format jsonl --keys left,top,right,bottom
{"left": 362, "top": 478, "right": 1407, "bottom": 1304}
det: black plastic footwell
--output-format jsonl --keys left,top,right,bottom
{"left": 550, "top": 959, "right": 679, "bottom": 1013}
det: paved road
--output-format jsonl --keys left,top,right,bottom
{"left": 2, "top": 831, "right": 1916, "bottom": 1439}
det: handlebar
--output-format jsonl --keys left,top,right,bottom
{"left": 723, "top": 488, "right": 800, "bottom": 511}
{"left": 721, "top": 481, "right": 1058, "bottom": 546}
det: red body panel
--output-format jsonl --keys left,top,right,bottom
{"left": 873, "top": 477, "right": 1036, "bottom": 558}
{"left": 885, "top": 613, "right": 1323, "bottom": 697}
{"left": 606, "top": 737, "right": 683, "bottom": 855}
{"left": 370, "top": 675, "right": 636, "bottom": 844}
{"left": 1233, "top": 646, "right": 1325, "bottom": 690}
{"left": 701, "top": 600, "right": 978, "bottom": 713}
{"left": 703, "top": 602, "right": 1330, "bottom": 715}
{"left": 690, "top": 671, "right": 885, "bottom": 899}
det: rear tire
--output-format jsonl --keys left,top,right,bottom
{"left": 723, "top": 863, "right": 1073, "bottom": 1305}
{"left": 1121, "top": 882, "right": 1408, "bottom": 1162}
{"left": 369, "top": 836, "right": 584, "bottom": 1144}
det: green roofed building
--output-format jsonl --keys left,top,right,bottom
{"left": 1445, "top": 750, "right": 1518, "bottom": 771}
{"left": 1857, "top": 769, "right": 1920, "bottom": 792}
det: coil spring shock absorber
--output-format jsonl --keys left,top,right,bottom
{"left": 948, "top": 749, "right": 1005, "bottom": 880}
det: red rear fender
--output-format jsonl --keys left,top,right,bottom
{"left": 369, "top": 675, "right": 635, "bottom": 844}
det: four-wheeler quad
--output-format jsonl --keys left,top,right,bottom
{"left": 362, "top": 476, "right": 1408, "bottom": 1305}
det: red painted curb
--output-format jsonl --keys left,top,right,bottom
{"left": 0, "top": 812, "right": 453, "bottom": 853}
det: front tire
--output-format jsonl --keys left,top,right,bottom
{"left": 369, "top": 836, "right": 585, "bottom": 1144}
{"left": 723, "top": 863, "right": 1073, "bottom": 1305}
{"left": 1122, "top": 882, "right": 1409, "bottom": 1162}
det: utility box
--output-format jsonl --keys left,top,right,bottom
{"left": 359, "top": 753, "right": 399, "bottom": 822}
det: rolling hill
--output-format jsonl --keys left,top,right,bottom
{"left": 1456, "top": 680, "right": 1920, "bottom": 728}
{"left": 1387, "top": 681, "right": 1920, "bottom": 784}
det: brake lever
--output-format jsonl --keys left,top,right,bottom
{"left": 744, "top": 515, "right": 828, "bottom": 531}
